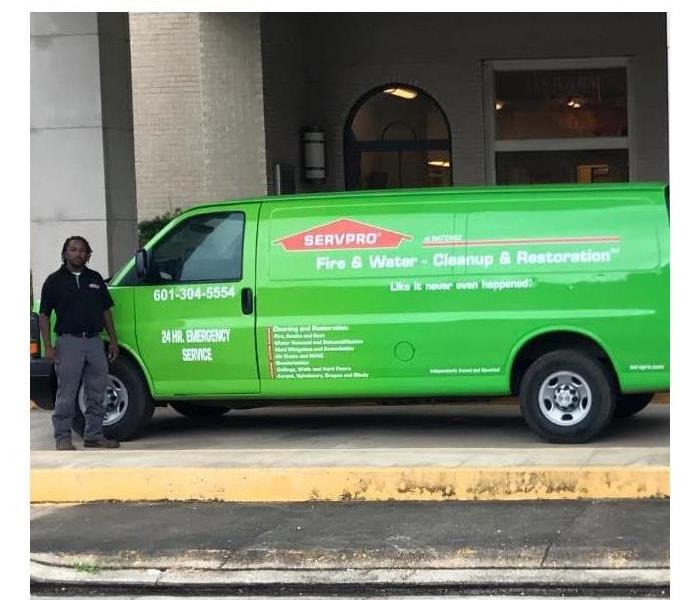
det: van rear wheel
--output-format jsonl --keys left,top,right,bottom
{"left": 170, "top": 402, "right": 231, "bottom": 418}
{"left": 519, "top": 349, "right": 615, "bottom": 443}
{"left": 614, "top": 392, "right": 655, "bottom": 418}
{"left": 72, "top": 354, "right": 155, "bottom": 441}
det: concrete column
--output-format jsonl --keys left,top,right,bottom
{"left": 30, "top": 12, "right": 137, "bottom": 301}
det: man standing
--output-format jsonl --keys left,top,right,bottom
{"left": 39, "top": 236, "right": 121, "bottom": 450}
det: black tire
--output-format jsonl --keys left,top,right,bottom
{"left": 170, "top": 402, "right": 231, "bottom": 418}
{"left": 72, "top": 354, "right": 155, "bottom": 441}
{"left": 519, "top": 349, "right": 616, "bottom": 443}
{"left": 614, "top": 392, "right": 655, "bottom": 418}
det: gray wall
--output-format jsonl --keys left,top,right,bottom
{"left": 97, "top": 14, "right": 139, "bottom": 276}
{"left": 129, "top": 13, "right": 267, "bottom": 220}
{"left": 30, "top": 12, "right": 137, "bottom": 300}
{"left": 261, "top": 13, "right": 668, "bottom": 193}
{"left": 260, "top": 15, "right": 305, "bottom": 194}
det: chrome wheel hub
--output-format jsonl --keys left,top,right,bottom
{"left": 538, "top": 371, "right": 592, "bottom": 427}
{"left": 554, "top": 386, "right": 576, "bottom": 409}
{"left": 78, "top": 374, "right": 129, "bottom": 427}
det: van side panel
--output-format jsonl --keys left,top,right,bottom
{"left": 256, "top": 187, "right": 668, "bottom": 399}
{"left": 256, "top": 198, "right": 507, "bottom": 397}
{"left": 614, "top": 197, "right": 669, "bottom": 392}
{"left": 462, "top": 188, "right": 669, "bottom": 393}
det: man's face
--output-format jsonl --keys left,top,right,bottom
{"left": 64, "top": 239, "right": 89, "bottom": 269}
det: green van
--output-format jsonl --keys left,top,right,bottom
{"left": 31, "top": 183, "right": 670, "bottom": 443}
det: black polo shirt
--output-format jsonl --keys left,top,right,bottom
{"left": 39, "top": 265, "right": 114, "bottom": 335}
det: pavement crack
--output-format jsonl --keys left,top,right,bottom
{"left": 540, "top": 541, "right": 552, "bottom": 567}
{"left": 217, "top": 550, "right": 233, "bottom": 569}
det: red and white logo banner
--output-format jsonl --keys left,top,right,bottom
{"left": 275, "top": 219, "right": 412, "bottom": 251}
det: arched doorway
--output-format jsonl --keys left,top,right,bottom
{"left": 344, "top": 84, "right": 452, "bottom": 190}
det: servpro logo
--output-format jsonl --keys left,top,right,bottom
{"left": 275, "top": 219, "right": 412, "bottom": 251}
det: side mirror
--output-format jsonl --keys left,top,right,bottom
{"left": 135, "top": 249, "right": 150, "bottom": 281}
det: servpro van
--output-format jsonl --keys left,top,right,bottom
{"left": 30, "top": 183, "right": 670, "bottom": 443}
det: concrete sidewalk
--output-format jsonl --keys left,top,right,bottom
{"left": 30, "top": 403, "right": 669, "bottom": 502}
{"left": 30, "top": 500, "right": 669, "bottom": 594}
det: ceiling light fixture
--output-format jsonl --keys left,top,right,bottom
{"left": 566, "top": 98, "right": 583, "bottom": 109}
{"left": 495, "top": 100, "right": 505, "bottom": 111}
{"left": 384, "top": 87, "right": 418, "bottom": 100}
{"left": 428, "top": 160, "right": 450, "bottom": 168}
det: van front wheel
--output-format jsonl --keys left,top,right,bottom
{"left": 72, "top": 354, "right": 155, "bottom": 441}
{"left": 519, "top": 350, "right": 615, "bottom": 443}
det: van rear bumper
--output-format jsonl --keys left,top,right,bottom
{"left": 31, "top": 358, "right": 55, "bottom": 410}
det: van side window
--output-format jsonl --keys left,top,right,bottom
{"left": 149, "top": 212, "right": 245, "bottom": 283}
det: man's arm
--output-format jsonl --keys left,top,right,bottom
{"left": 103, "top": 308, "right": 119, "bottom": 361}
{"left": 38, "top": 313, "right": 56, "bottom": 362}
{"left": 38, "top": 277, "right": 56, "bottom": 362}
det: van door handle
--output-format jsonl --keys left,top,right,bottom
{"left": 241, "top": 287, "right": 254, "bottom": 315}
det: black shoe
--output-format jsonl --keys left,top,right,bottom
{"left": 56, "top": 438, "right": 76, "bottom": 451}
{"left": 84, "top": 437, "right": 120, "bottom": 449}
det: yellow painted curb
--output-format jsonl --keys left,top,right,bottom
{"left": 31, "top": 466, "right": 669, "bottom": 503}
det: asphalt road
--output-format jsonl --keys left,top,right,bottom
{"left": 32, "top": 594, "right": 668, "bottom": 600}
{"left": 31, "top": 499, "right": 669, "bottom": 566}
{"left": 30, "top": 498, "right": 669, "bottom": 597}
{"left": 30, "top": 401, "right": 669, "bottom": 450}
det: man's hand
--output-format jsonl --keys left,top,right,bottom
{"left": 108, "top": 341, "right": 120, "bottom": 362}
{"left": 45, "top": 345, "right": 59, "bottom": 365}
{"left": 103, "top": 310, "right": 119, "bottom": 362}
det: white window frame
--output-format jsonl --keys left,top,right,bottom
{"left": 483, "top": 57, "right": 635, "bottom": 184}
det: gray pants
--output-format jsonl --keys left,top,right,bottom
{"left": 52, "top": 335, "right": 109, "bottom": 441}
